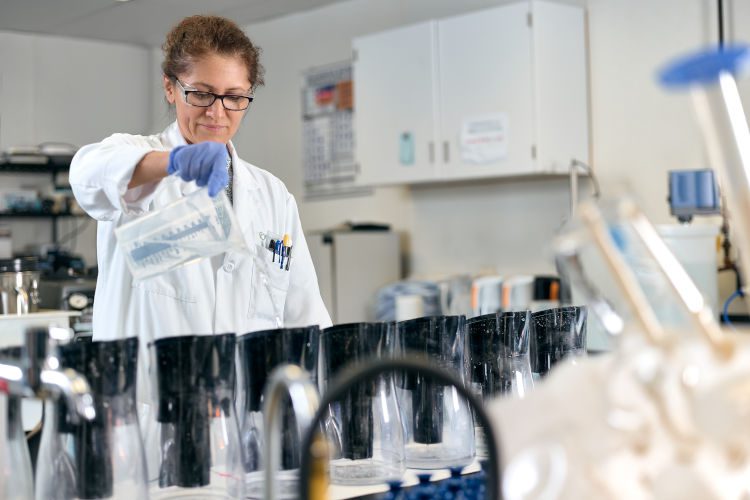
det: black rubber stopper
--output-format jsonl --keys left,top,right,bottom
{"left": 395, "top": 316, "right": 465, "bottom": 445}
{"left": 320, "top": 322, "right": 393, "bottom": 461}
{"left": 530, "top": 306, "right": 587, "bottom": 376}
{"left": 467, "top": 311, "right": 530, "bottom": 398}
{"left": 532, "top": 276, "right": 560, "bottom": 300}
{"left": 237, "top": 326, "right": 319, "bottom": 471}
{"left": 56, "top": 336, "right": 139, "bottom": 499}
{"left": 153, "top": 334, "right": 236, "bottom": 489}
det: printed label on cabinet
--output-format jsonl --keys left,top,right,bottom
{"left": 460, "top": 113, "right": 508, "bottom": 164}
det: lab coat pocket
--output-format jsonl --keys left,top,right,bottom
{"left": 130, "top": 274, "right": 201, "bottom": 335}
{"left": 131, "top": 275, "right": 197, "bottom": 303}
{"left": 247, "top": 255, "right": 291, "bottom": 326}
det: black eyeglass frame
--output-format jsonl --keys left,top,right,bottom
{"left": 174, "top": 78, "right": 254, "bottom": 111}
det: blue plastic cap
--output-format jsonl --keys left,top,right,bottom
{"left": 659, "top": 45, "right": 750, "bottom": 88}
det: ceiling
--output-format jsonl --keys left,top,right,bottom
{"left": 0, "top": 0, "right": 349, "bottom": 47}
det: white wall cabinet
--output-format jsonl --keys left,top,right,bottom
{"left": 353, "top": 0, "right": 589, "bottom": 186}
{"left": 353, "top": 21, "right": 440, "bottom": 184}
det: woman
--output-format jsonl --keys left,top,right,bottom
{"left": 70, "top": 15, "right": 332, "bottom": 345}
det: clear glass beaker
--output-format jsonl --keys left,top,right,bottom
{"left": 0, "top": 347, "right": 33, "bottom": 500}
{"left": 467, "top": 311, "right": 533, "bottom": 458}
{"left": 395, "top": 315, "right": 475, "bottom": 469}
{"left": 115, "top": 189, "right": 246, "bottom": 281}
{"left": 35, "top": 337, "right": 148, "bottom": 500}
{"left": 149, "top": 334, "right": 243, "bottom": 499}
{"left": 530, "top": 306, "right": 587, "bottom": 378}
{"left": 236, "top": 326, "right": 319, "bottom": 499}
{"left": 320, "top": 322, "right": 405, "bottom": 485}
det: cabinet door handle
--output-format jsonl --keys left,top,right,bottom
{"left": 429, "top": 142, "right": 435, "bottom": 164}
{"left": 443, "top": 141, "right": 450, "bottom": 163}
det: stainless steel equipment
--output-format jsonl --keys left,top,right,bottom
{"left": 0, "top": 347, "right": 33, "bottom": 500}
{"left": 0, "top": 327, "right": 95, "bottom": 499}
{"left": 0, "top": 257, "right": 40, "bottom": 315}
{"left": 38, "top": 277, "right": 95, "bottom": 336}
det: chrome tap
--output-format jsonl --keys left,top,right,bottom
{"left": 262, "top": 364, "right": 320, "bottom": 500}
{"left": 0, "top": 326, "right": 95, "bottom": 422}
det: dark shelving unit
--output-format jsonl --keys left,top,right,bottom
{"left": 0, "top": 160, "right": 70, "bottom": 188}
{"left": 0, "top": 159, "right": 79, "bottom": 241}
{"left": 0, "top": 212, "right": 80, "bottom": 218}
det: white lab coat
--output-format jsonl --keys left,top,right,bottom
{"left": 70, "top": 121, "right": 332, "bottom": 346}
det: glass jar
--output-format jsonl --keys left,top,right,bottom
{"left": 395, "top": 315, "right": 475, "bottom": 469}
{"left": 236, "top": 326, "right": 319, "bottom": 499}
{"left": 148, "top": 334, "right": 243, "bottom": 499}
{"left": 35, "top": 337, "right": 147, "bottom": 500}
{"left": 320, "top": 322, "right": 405, "bottom": 485}
{"left": 530, "top": 306, "right": 587, "bottom": 378}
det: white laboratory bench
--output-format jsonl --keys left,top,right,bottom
{"left": 0, "top": 309, "right": 81, "bottom": 347}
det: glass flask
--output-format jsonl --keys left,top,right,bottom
{"left": 530, "top": 306, "right": 587, "bottom": 378}
{"left": 0, "top": 347, "right": 33, "bottom": 500}
{"left": 149, "top": 334, "right": 243, "bottom": 499}
{"left": 35, "top": 337, "right": 148, "bottom": 500}
{"left": 467, "top": 311, "right": 534, "bottom": 458}
{"left": 236, "top": 326, "right": 319, "bottom": 499}
{"left": 320, "top": 322, "right": 405, "bottom": 485}
{"left": 395, "top": 315, "right": 475, "bottom": 469}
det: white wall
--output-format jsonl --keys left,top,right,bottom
{"left": 232, "top": 0, "right": 723, "bottom": 280}
{"left": 0, "top": 31, "right": 152, "bottom": 266}
{"left": 587, "top": 0, "right": 715, "bottom": 218}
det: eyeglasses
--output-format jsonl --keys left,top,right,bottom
{"left": 174, "top": 79, "right": 254, "bottom": 111}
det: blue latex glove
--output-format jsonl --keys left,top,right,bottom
{"left": 167, "top": 142, "right": 229, "bottom": 197}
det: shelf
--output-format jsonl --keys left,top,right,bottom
{"left": 0, "top": 212, "right": 84, "bottom": 218}
{"left": 0, "top": 161, "right": 70, "bottom": 174}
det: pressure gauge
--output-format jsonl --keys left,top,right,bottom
{"left": 67, "top": 293, "right": 89, "bottom": 310}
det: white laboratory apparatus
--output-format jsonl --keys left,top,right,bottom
{"left": 307, "top": 227, "right": 401, "bottom": 324}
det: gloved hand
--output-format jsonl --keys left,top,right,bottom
{"left": 167, "top": 142, "right": 229, "bottom": 197}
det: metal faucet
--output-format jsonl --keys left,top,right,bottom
{"left": 0, "top": 326, "right": 95, "bottom": 422}
{"left": 262, "top": 364, "right": 320, "bottom": 500}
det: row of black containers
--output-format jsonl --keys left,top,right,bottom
{"left": 22, "top": 305, "right": 586, "bottom": 499}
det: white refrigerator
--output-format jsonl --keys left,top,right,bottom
{"left": 307, "top": 229, "right": 401, "bottom": 324}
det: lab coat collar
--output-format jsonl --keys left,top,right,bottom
{"left": 162, "top": 121, "right": 188, "bottom": 148}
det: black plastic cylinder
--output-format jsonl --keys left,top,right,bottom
{"left": 467, "top": 311, "right": 530, "bottom": 398}
{"left": 395, "top": 315, "right": 466, "bottom": 445}
{"left": 320, "top": 322, "right": 393, "bottom": 460}
{"left": 153, "top": 333, "right": 236, "bottom": 489}
{"left": 530, "top": 306, "right": 587, "bottom": 376}
{"left": 56, "top": 336, "right": 139, "bottom": 499}
{"left": 237, "top": 326, "right": 319, "bottom": 470}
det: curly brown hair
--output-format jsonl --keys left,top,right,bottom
{"left": 162, "top": 15, "right": 265, "bottom": 91}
